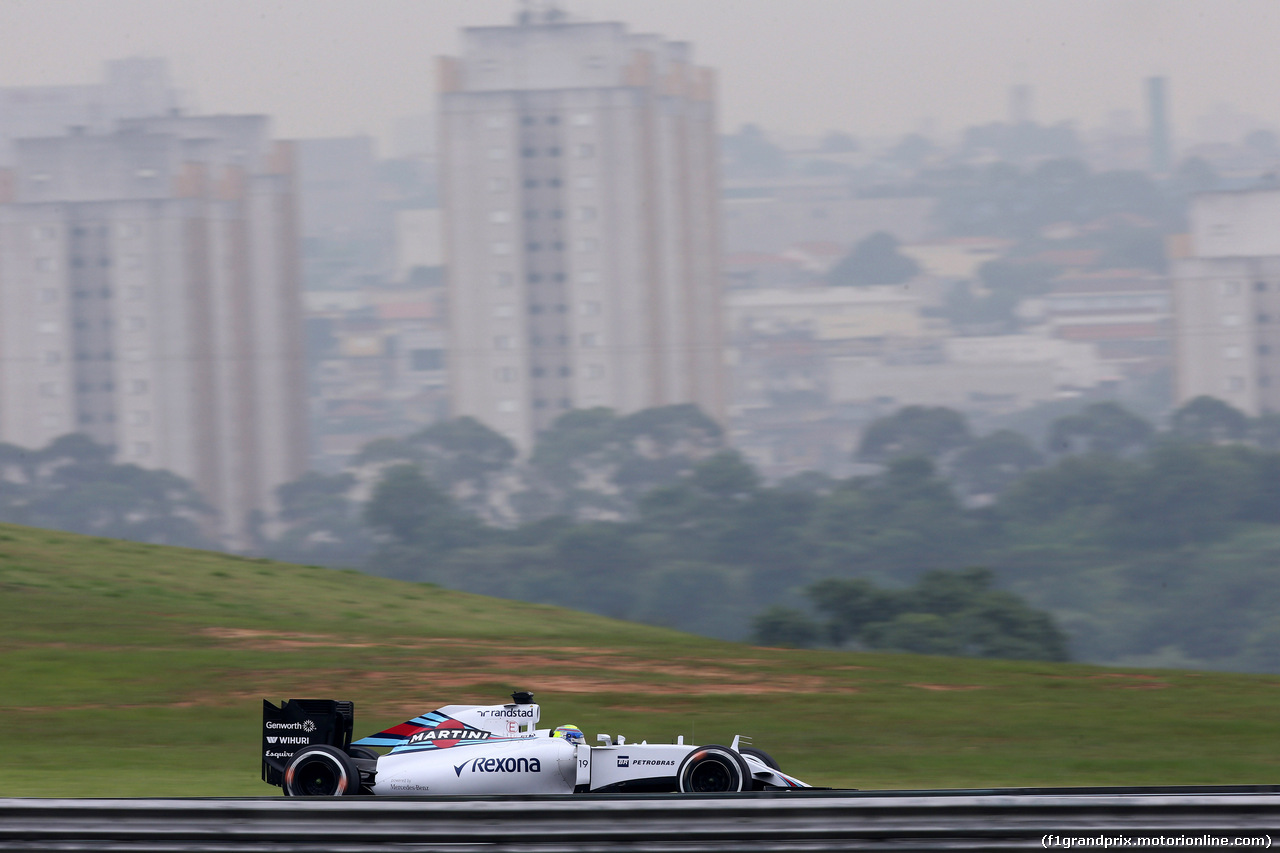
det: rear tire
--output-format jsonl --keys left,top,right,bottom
{"left": 677, "top": 745, "right": 751, "bottom": 793}
{"left": 283, "top": 745, "right": 360, "bottom": 796}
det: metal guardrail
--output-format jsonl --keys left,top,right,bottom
{"left": 3, "top": 788, "right": 1280, "bottom": 852}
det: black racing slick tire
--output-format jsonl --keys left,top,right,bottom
{"left": 739, "top": 746, "right": 781, "bottom": 771}
{"left": 283, "top": 745, "right": 360, "bottom": 797}
{"left": 677, "top": 745, "right": 752, "bottom": 793}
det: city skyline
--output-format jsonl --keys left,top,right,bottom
{"left": 0, "top": 1, "right": 1277, "bottom": 152}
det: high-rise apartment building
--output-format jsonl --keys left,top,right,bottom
{"left": 1172, "top": 188, "right": 1280, "bottom": 415}
{"left": 438, "top": 12, "right": 724, "bottom": 450}
{"left": 0, "top": 115, "right": 307, "bottom": 545}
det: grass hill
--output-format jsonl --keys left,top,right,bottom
{"left": 2, "top": 522, "right": 1279, "bottom": 796}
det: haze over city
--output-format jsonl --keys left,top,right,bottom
{"left": 3, "top": 0, "right": 1280, "bottom": 671}
{"left": 1, "top": 0, "right": 1278, "bottom": 146}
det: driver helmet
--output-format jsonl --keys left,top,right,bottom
{"left": 551, "top": 724, "right": 584, "bottom": 744}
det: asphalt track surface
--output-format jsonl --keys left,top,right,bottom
{"left": 4, "top": 786, "right": 1280, "bottom": 851}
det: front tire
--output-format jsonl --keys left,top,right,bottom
{"left": 283, "top": 745, "right": 360, "bottom": 796}
{"left": 739, "top": 746, "right": 780, "bottom": 770}
{"left": 677, "top": 745, "right": 751, "bottom": 793}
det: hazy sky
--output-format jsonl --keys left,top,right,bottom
{"left": 0, "top": 0, "right": 1277, "bottom": 150}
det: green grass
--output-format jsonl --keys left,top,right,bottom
{"left": 1, "top": 521, "right": 1279, "bottom": 796}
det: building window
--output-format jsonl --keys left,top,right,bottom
{"left": 577, "top": 238, "right": 598, "bottom": 253}
{"left": 572, "top": 113, "right": 594, "bottom": 127}
{"left": 487, "top": 147, "right": 507, "bottom": 160}
{"left": 124, "top": 316, "right": 146, "bottom": 332}
{"left": 574, "top": 175, "right": 595, "bottom": 190}
{"left": 1225, "top": 345, "right": 1243, "bottom": 359}
{"left": 492, "top": 303, "right": 515, "bottom": 318}
{"left": 410, "top": 349, "right": 444, "bottom": 371}
{"left": 125, "top": 348, "right": 146, "bottom": 362}
{"left": 488, "top": 176, "right": 508, "bottom": 192}
{"left": 492, "top": 271, "right": 513, "bottom": 288}
{"left": 39, "top": 382, "right": 61, "bottom": 397}
{"left": 38, "top": 320, "right": 59, "bottom": 334}
{"left": 39, "top": 288, "right": 59, "bottom": 303}
{"left": 32, "top": 225, "right": 56, "bottom": 241}
{"left": 1257, "top": 281, "right": 1268, "bottom": 292}
{"left": 580, "top": 300, "right": 601, "bottom": 316}
{"left": 42, "top": 351, "right": 61, "bottom": 365}
{"left": 574, "top": 143, "right": 595, "bottom": 159}
{"left": 1228, "top": 376, "right": 1247, "bottom": 392}
{"left": 546, "top": 146, "right": 561, "bottom": 157}
{"left": 586, "top": 364, "right": 605, "bottom": 379}
{"left": 546, "top": 115, "right": 559, "bottom": 125}
{"left": 490, "top": 241, "right": 512, "bottom": 256}
{"left": 522, "top": 146, "right": 537, "bottom": 158}
{"left": 494, "top": 366, "right": 517, "bottom": 382}
{"left": 1222, "top": 313, "right": 1242, "bottom": 326}
{"left": 558, "top": 366, "right": 572, "bottom": 377}
{"left": 497, "top": 399, "right": 518, "bottom": 413}
{"left": 485, "top": 116, "right": 506, "bottom": 129}
{"left": 126, "top": 286, "right": 145, "bottom": 301}
{"left": 1261, "top": 314, "right": 1271, "bottom": 324}
{"left": 575, "top": 206, "right": 597, "bottom": 221}
{"left": 133, "top": 442, "right": 151, "bottom": 458}
{"left": 128, "top": 379, "right": 149, "bottom": 394}
{"left": 578, "top": 270, "right": 599, "bottom": 285}
{"left": 129, "top": 411, "right": 150, "bottom": 427}
{"left": 489, "top": 210, "right": 511, "bottom": 224}
{"left": 494, "top": 335, "right": 516, "bottom": 350}
{"left": 40, "top": 414, "right": 61, "bottom": 428}
{"left": 580, "top": 333, "right": 600, "bottom": 348}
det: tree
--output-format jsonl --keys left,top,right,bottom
{"left": 801, "top": 568, "right": 1069, "bottom": 661}
{"left": 827, "top": 232, "right": 920, "bottom": 287}
{"left": 1047, "top": 401, "right": 1155, "bottom": 456}
{"left": 808, "top": 578, "right": 897, "bottom": 645}
{"left": 856, "top": 406, "right": 972, "bottom": 464}
{"left": 362, "top": 464, "right": 479, "bottom": 553}
{"left": 408, "top": 416, "right": 518, "bottom": 521}
{"left": 751, "top": 606, "right": 820, "bottom": 648}
{"left": 1170, "top": 396, "right": 1248, "bottom": 444}
{"left": 688, "top": 450, "right": 759, "bottom": 502}
{"left": 951, "top": 429, "right": 1044, "bottom": 497}
{"left": 267, "top": 471, "right": 372, "bottom": 566}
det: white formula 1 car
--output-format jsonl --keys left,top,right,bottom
{"left": 262, "top": 692, "right": 810, "bottom": 796}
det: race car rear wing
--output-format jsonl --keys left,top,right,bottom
{"left": 261, "top": 698, "right": 354, "bottom": 787}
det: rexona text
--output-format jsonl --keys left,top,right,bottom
{"left": 454, "top": 757, "right": 542, "bottom": 776}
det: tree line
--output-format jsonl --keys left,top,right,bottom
{"left": 11, "top": 395, "right": 1280, "bottom": 671}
